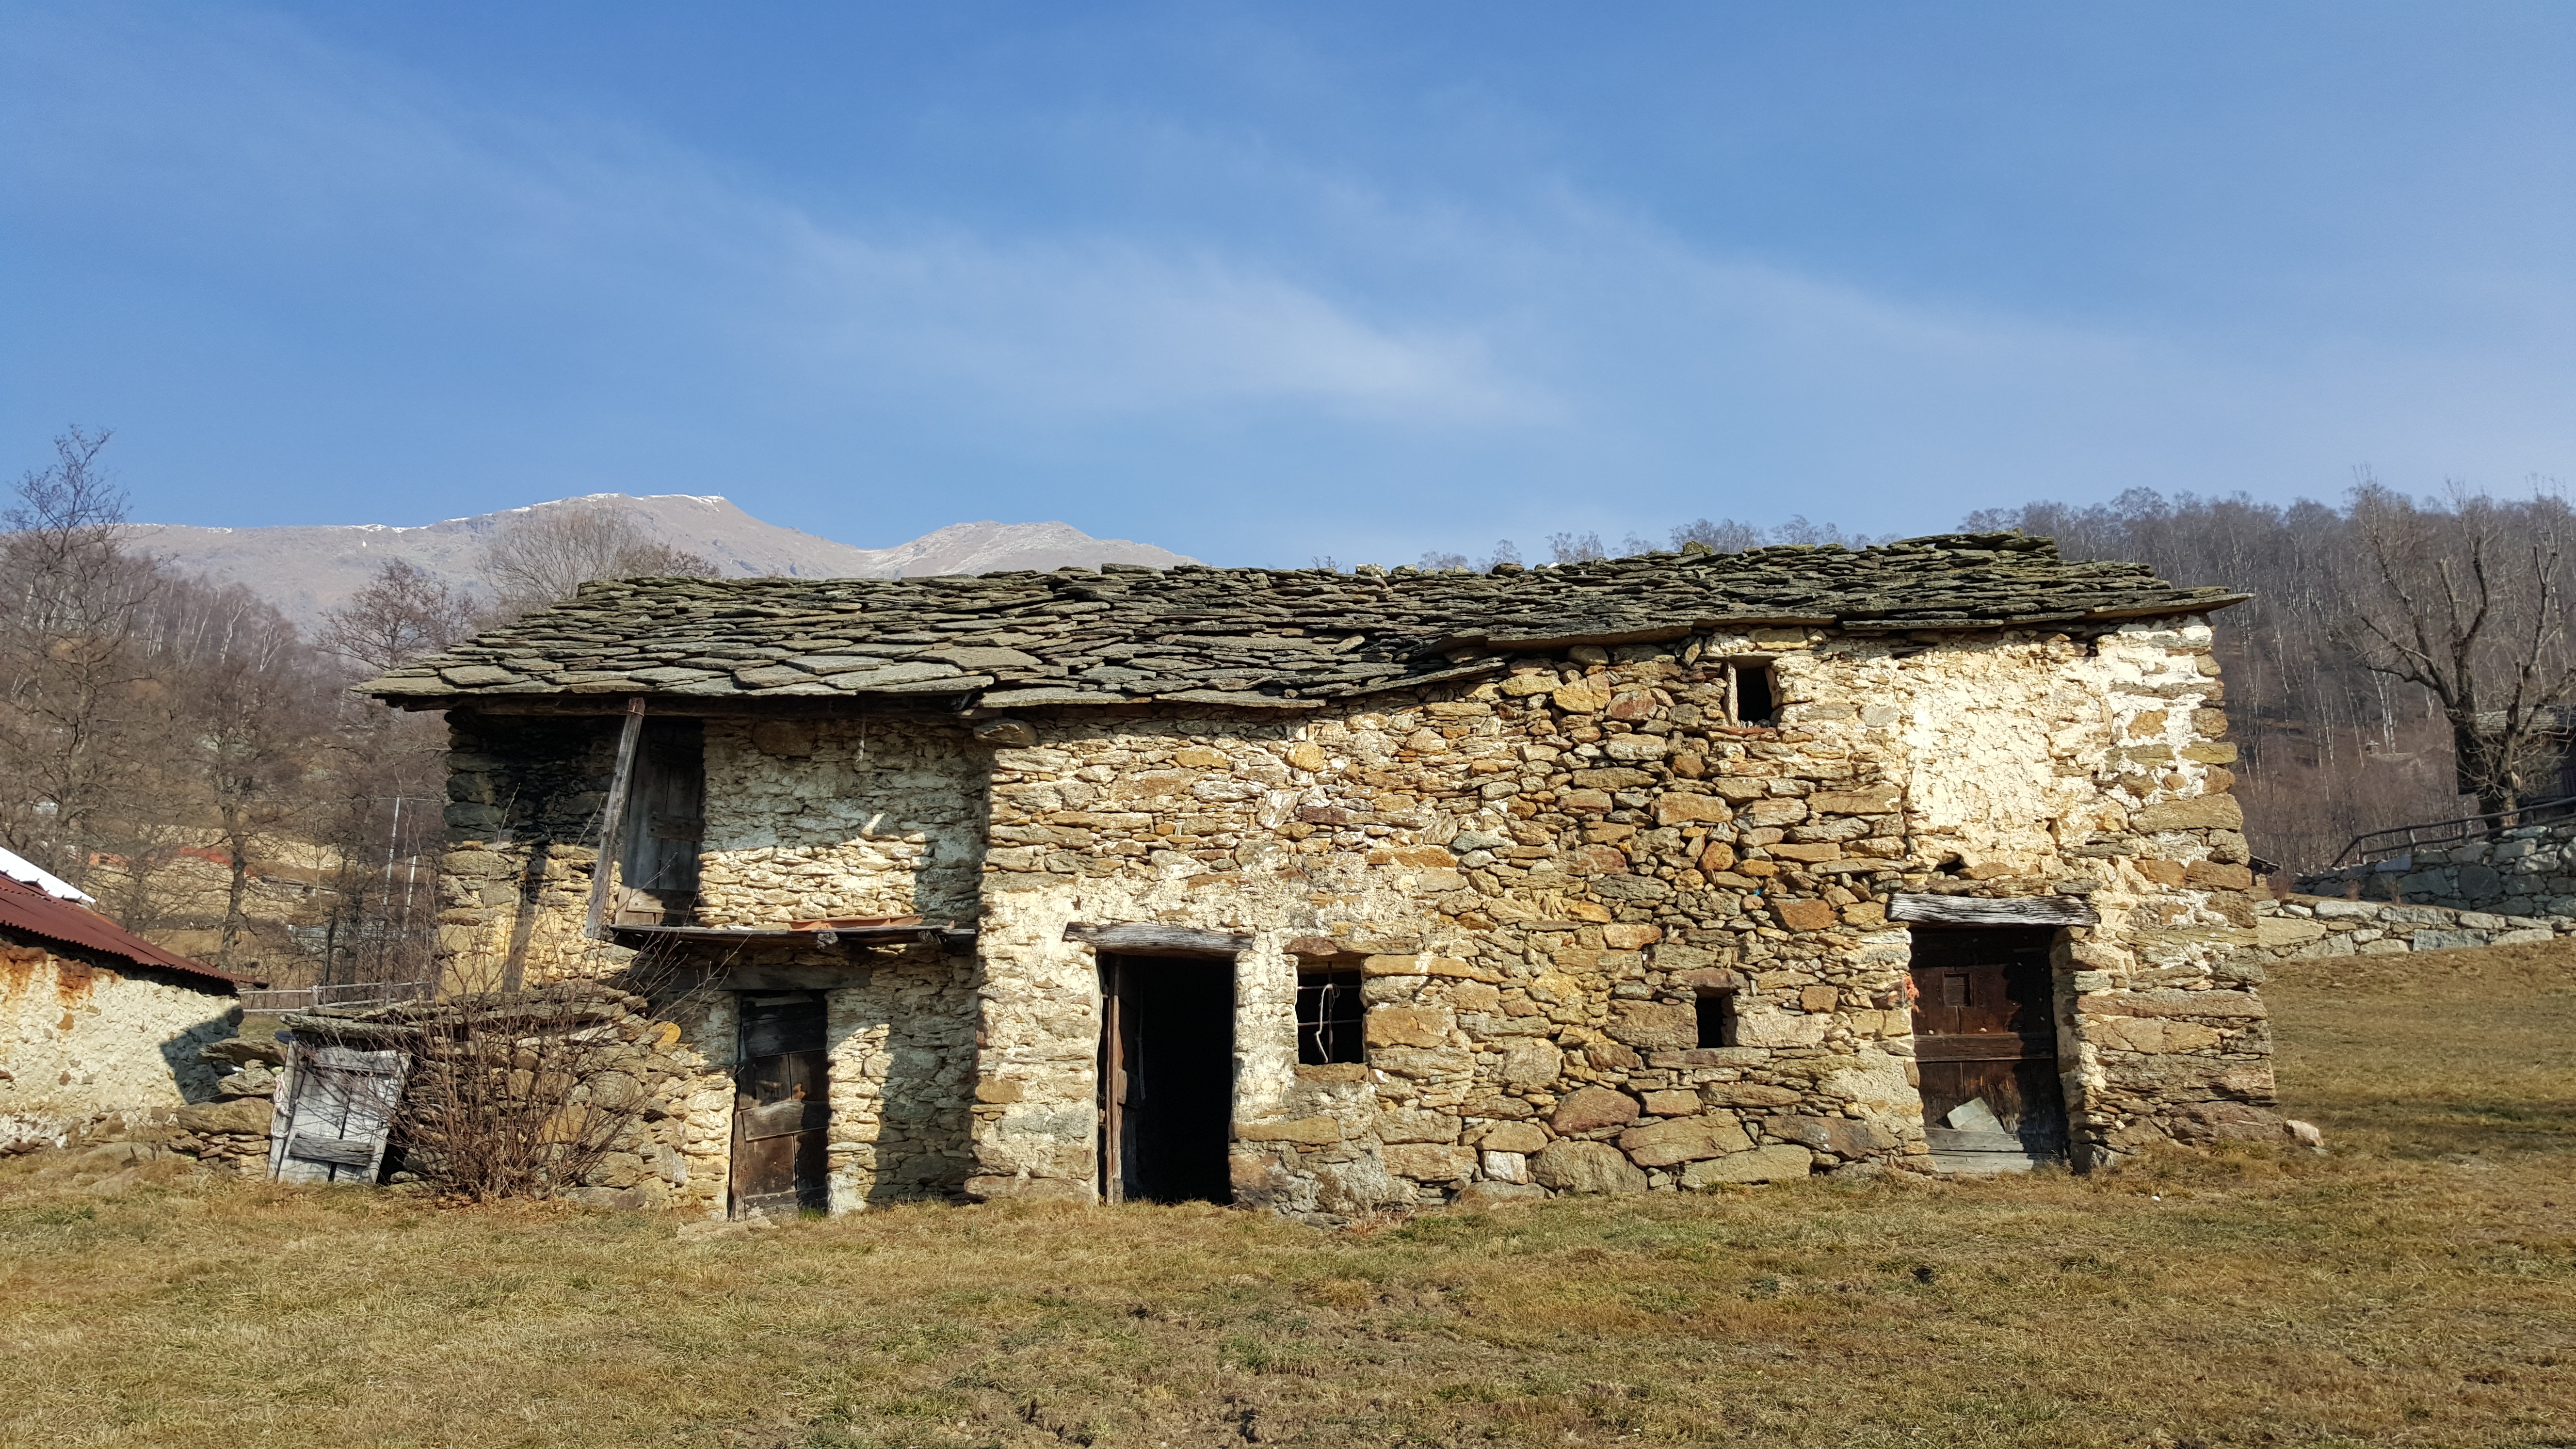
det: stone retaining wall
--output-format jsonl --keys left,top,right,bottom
{"left": 2299, "top": 817, "right": 2576, "bottom": 917}
{"left": 2246, "top": 893, "right": 2576, "bottom": 959}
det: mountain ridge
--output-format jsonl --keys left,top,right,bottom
{"left": 127, "top": 493, "right": 1196, "bottom": 625}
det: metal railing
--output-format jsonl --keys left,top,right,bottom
{"left": 2326, "top": 794, "right": 2576, "bottom": 869}
{"left": 239, "top": 980, "right": 434, "bottom": 1014}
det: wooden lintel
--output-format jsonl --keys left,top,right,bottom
{"left": 611, "top": 922, "right": 973, "bottom": 950}
{"left": 1064, "top": 921, "right": 1252, "bottom": 957}
{"left": 1482, "top": 625, "right": 1695, "bottom": 652}
{"left": 1888, "top": 893, "right": 2099, "bottom": 927}
{"left": 1331, "top": 659, "right": 1512, "bottom": 698}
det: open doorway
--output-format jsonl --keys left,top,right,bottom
{"left": 1908, "top": 928, "right": 2067, "bottom": 1171}
{"left": 732, "top": 992, "right": 830, "bottom": 1217}
{"left": 1097, "top": 953, "right": 1235, "bottom": 1204}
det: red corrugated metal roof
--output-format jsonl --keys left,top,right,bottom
{"left": 0, "top": 872, "right": 252, "bottom": 988}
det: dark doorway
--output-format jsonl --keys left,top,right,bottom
{"left": 732, "top": 992, "right": 830, "bottom": 1218}
{"left": 1908, "top": 928, "right": 2067, "bottom": 1163}
{"left": 1098, "top": 953, "right": 1235, "bottom": 1204}
{"left": 616, "top": 718, "right": 705, "bottom": 926}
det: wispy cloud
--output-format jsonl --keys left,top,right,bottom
{"left": 780, "top": 227, "right": 1539, "bottom": 421}
{"left": 3, "top": 4, "right": 2567, "bottom": 561}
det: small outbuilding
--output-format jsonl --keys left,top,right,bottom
{"left": 0, "top": 848, "right": 251, "bottom": 1149}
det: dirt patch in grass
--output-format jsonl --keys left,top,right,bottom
{"left": 4, "top": 945, "right": 2572, "bottom": 1449}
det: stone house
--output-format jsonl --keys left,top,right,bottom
{"left": 0, "top": 848, "right": 249, "bottom": 1149}
{"left": 363, "top": 533, "right": 2284, "bottom": 1219}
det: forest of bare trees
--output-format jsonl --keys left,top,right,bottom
{"left": 6, "top": 424, "right": 2568, "bottom": 977}
{"left": 0, "top": 432, "right": 712, "bottom": 984}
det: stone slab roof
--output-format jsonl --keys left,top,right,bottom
{"left": 360, "top": 532, "right": 2246, "bottom": 711}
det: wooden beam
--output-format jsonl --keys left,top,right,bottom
{"left": 1063, "top": 921, "right": 1253, "bottom": 956}
{"left": 609, "top": 922, "right": 972, "bottom": 950}
{"left": 1888, "top": 893, "right": 2098, "bottom": 927}
{"left": 583, "top": 698, "right": 648, "bottom": 941}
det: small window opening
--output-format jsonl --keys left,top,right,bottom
{"left": 1726, "top": 661, "right": 1777, "bottom": 726}
{"left": 1695, "top": 989, "right": 1738, "bottom": 1049}
{"left": 1297, "top": 968, "right": 1365, "bottom": 1065}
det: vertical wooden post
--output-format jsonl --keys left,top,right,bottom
{"left": 584, "top": 698, "right": 648, "bottom": 941}
{"left": 1098, "top": 956, "right": 1126, "bottom": 1204}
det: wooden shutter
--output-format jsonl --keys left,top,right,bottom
{"left": 266, "top": 1037, "right": 412, "bottom": 1186}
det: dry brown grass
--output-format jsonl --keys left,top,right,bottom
{"left": 6, "top": 945, "right": 2575, "bottom": 1449}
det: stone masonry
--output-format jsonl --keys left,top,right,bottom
{"left": 2300, "top": 816, "right": 2576, "bottom": 918}
{"left": 368, "top": 534, "right": 2285, "bottom": 1217}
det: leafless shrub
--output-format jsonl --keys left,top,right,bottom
{"left": 1669, "top": 517, "right": 1764, "bottom": 553}
{"left": 1546, "top": 530, "right": 1606, "bottom": 564}
{"left": 341, "top": 941, "right": 706, "bottom": 1203}
{"left": 482, "top": 502, "right": 718, "bottom": 616}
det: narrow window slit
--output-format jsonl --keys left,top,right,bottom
{"left": 1695, "top": 988, "right": 1738, "bottom": 1049}
{"left": 1726, "top": 661, "right": 1778, "bottom": 726}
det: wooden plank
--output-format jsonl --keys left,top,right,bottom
{"left": 1329, "top": 659, "right": 1511, "bottom": 698}
{"left": 1890, "top": 893, "right": 2098, "bottom": 927}
{"left": 1098, "top": 957, "right": 1125, "bottom": 1206}
{"left": 1914, "top": 1033, "right": 2058, "bottom": 1063}
{"left": 610, "top": 922, "right": 972, "bottom": 948}
{"left": 583, "top": 697, "right": 649, "bottom": 941}
{"left": 288, "top": 1133, "right": 380, "bottom": 1168}
{"left": 736, "top": 1097, "right": 828, "bottom": 1140}
{"left": 1064, "top": 922, "right": 1252, "bottom": 956}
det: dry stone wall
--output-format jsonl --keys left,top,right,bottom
{"left": 438, "top": 711, "right": 627, "bottom": 991}
{"left": 2247, "top": 894, "right": 2576, "bottom": 958}
{"left": 696, "top": 717, "right": 987, "bottom": 925}
{"left": 2300, "top": 817, "right": 2576, "bottom": 917}
{"left": 967, "top": 615, "right": 2276, "bottom": 1213}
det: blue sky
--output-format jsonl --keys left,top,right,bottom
{"left": 3, "top": 3, "right": 2569, "bottom": 566}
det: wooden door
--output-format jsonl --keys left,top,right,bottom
{"left": 616, "top": 719, "right": 704, "bottom": 924}
{"left": 1097, "top": 954, "right": 1235, "bottom": 1205}
{"left": 732, "top": 993, "right": 830, "bottom": 1218}
{"left": 1908, "top": 928, "right": 2066, "bottom": 1155}
{"left": 267, "top": 1040, "right": 411, "bottom": 1185}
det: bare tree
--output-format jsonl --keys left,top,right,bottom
{"left": 0, "top": 428, "right": 164, "bottom": 884}
{"left": 322, "top": 559, "right": 479, "bottom": 676}
{"left": 1417, "top": 549, "right": 1471, "bottom": 570}
{"left": 2342, "top": 482, "right": 2576, "bottom": 820}
{"left": 153, "top": 580, "right": 335, "bottom": 966}
{"left": 482, "top": 503, "right": 716, "bottom": 615}
{"left": 1670, "top": 517, "right": 1765, "bottom": 554}
{"left": 1546, "top": 530, "right": 1606, "bottom": 564}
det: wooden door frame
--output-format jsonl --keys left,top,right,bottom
{"left": 1095, "top": 949, "right": 1239, "bottom": 1205}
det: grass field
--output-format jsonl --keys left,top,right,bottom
{"left": 5, "top": 945, "right": 2573, "bottom": 1449}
